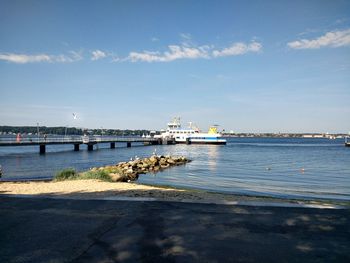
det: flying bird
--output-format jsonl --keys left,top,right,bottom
{"left": 72, "top": 113, "right": 77, "bottom": 120}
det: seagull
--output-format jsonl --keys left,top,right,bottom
{"left": 72, "top": 113, "right": 77, "bottom": 120}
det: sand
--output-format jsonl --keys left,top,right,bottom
{"left": 1, "top": 179, "right": 348, "bottom": 208}
{"left": 0, "top": 179, "right": 245, "bottom": 202}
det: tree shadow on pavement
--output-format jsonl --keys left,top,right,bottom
{"left": 0, "top": 191, "right": 349, "bottom": 263}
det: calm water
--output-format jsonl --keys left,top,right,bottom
{"left": 1, "top": 137, "right": 349, "bottom": 200}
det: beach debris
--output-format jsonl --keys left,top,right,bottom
{"left": 92, "top": 155, "right": 191, "bottom": 183}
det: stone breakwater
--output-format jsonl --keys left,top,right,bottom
{"left": 90, "top": 155, "right": 191, "bottom": 182}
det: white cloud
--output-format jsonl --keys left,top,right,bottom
{"left": 212, "top": 42, "right": 262, "bottom": 57}
{"left": 91, "top": 49, "right": 106, "bottom": 60}
{"left": 54, "top": 51, "right": 83, "bottom": 63}
{"left": 0, "top": 39, "right": 263, "bottom": 64}
{"left": 0, "top": 53, "right": 51, "bottom": 64}
{"left": 127, "top": 44, "right": 210, "bottom": 62}
{"left": 288, "top": 29, "right": 350, "bottom": 49}
{"left": 69, "top": 50, "right": 83, "bottom": 61}
{"left": 0, "top": 51, "right": 83, "bottom": 64}
{"left": 180, "top": 33, "right": 192, "bottom": 40}
{"left": 126, "top": 41, "right": 261, "bottom": 63}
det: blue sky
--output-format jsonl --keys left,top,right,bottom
{"left": 0, "top": 0, "right": 350, "bottom": 133}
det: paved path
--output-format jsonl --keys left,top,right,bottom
{"left": 0, "top": 196, "right": 349, "bottom": 263}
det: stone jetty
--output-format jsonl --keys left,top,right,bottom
{"left": 90, "top": 155, "right": 191, "bottom": 182}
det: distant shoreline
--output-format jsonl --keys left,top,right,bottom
{"left": 0, "top": 127, "right": 348, "bottom": 139}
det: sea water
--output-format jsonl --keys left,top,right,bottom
{"left": 0, "top": 137, "right": 349, "bottom": 200}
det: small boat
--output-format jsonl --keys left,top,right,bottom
{"left": 157, "top": 117, "right": 226, "bottom": 145}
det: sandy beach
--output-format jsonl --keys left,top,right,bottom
{"left": 1, "top": 179, "right": 348, "bottom": 208}
{"left": 0, "top": 179, "right": 255, "bottom": 201}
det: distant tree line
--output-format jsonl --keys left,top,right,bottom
{"left": 0, "top": 126, "right": 151, "bottom": 136}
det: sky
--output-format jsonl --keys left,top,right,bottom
{"left": 0, "top": 0, "right": 350, "bottom": 133}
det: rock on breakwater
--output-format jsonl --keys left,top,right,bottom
{"left": 90, "top": 155, "right": 191, "bottom": 182}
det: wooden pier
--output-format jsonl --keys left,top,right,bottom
{"left": 0, "top": 135, "right": 174, "bottom": 154}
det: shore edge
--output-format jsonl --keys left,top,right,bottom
{"left": 1, "top": 179, "right": 349, "bottom": 209}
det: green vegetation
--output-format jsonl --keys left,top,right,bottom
{"left": 1, "top": 126, "right": 84, "bottom": 135}
{"left": 100, "top": 166, "right": 123, "bottom": 174}
{"left": 79, "top": 170, "right": 114, "bottom": 182}
{"left": 54, "top": 168, "right": 115, "bottom": 182}
{"left": 54, "top": 168, "right": 78, "bottom": 181}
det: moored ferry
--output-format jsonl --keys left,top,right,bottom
{"left": 156, "top": 117, "right": 226, "bottom": 145}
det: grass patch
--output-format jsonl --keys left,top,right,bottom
{"left": 54, "top": 168, "right": 78, "bottom": 181}
{"left": 102, "top": 167, "right": 123, "bottom": 174}
{"left": 54, "top": 168, "right": 114, "bottom": 182}
{"left": 79, "top": 170, "right": 114, "bottom": 182}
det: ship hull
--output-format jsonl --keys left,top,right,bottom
{"left": 176, "top": 140, "right": 226, "bottom": 145}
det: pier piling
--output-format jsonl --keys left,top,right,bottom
{"left": 39, "top": 144, "right": 46, "bottom": 154}
{"left": 110, "top": 142, "right": 115, "bottom": 149}
{"left": 74, "top": 144, "right": 80, "bottom": 151}
{"left": 87, "top": 144, "right": 94, "bottom": 151}
{"left": 127, "top": 142, "right": 131, "bottom": 147}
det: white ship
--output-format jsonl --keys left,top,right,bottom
{"left": 157, "top": 117, "right": 226, "bottom": 145}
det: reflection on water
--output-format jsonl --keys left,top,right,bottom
{"left": 207, "top": 145, "right": 219, "bottom": 171}
{"left": 15, "top": 156, "right": 22, "bottom": 167}
{"left": 0, "top": 138, "right": 350, "bottom": 200}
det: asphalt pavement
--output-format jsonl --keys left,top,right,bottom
{"left": 0, "top": 196, "right": 349, "bottom": 263}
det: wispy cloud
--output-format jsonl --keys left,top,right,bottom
{"left": 179, "top": 33, "right": 198, "bottom": 48}
{"left": 56, "top": 51, "right": 83, "bottom": 62}
{"left": 91, "top": 49, "right": 106, "bottom": 60}
{"left": 212, "top": 42, "right": 262, "bottom": 57}
{"left": 127, "top": 45, "right": 211, "bottom": 62}
{"left": 180, "top": 33, "right": 192, "bottom": 40}
{"left": 151, "top": 37, "right": 159, "bottom": 42}
{"left": 288, "top": 29, "right": 350, "bottom": 49}
{"left": 126, "top": 41, "right": 261, "bottom": 63}
{"left": 0, "top": 53, "right": 51, "bottom": 64}
{"left": 0, "top": 51, "right": 83, "bottom": 64}
{"left": 0, "top": 39, "right": 262, "bottom": 64}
